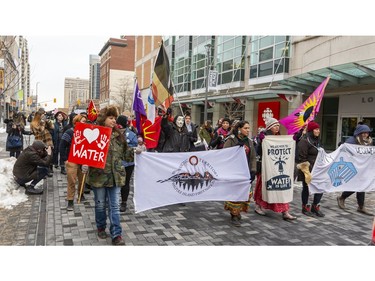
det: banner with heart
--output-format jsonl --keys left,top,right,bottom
{"left": 68, "top": 122, "right": 112, "bottom": 169}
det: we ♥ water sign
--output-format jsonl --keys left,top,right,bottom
{"left": 68, "top": 122, "right": 112, "bottom": 169}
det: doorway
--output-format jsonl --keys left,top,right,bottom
{"left": 339, "top": 116, "right": 375, "bottom": 146}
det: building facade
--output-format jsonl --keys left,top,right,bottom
{"left": 64, "top": 77, "right": 89, "bottom": 112}
{"left": 0, "top": 35, "right": 30, "bottom": 123}
{"left": 89, "top": 54, "right": 101, "bottom": 100}
{"left": 98, "top": 36, "right": 135, "bottom": 111}
{"left": 135, "top": 35, "right": 375, "bottom": 151}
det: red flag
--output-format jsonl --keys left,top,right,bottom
{"left": 142, "top": 116, "right": 162, "bottom": 149}
{"left": 87, "top": 100, "right": 98, "bottom": 122}
{"left": 257, "top": 101, "right": 280, "bottom": 128}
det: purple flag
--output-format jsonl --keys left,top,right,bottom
{"left": 133, "top": 79, "right": 146, "bottom": 134}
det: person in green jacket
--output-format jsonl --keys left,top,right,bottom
{"left": 83, "top": 105, "right": 130, "bottom": 246}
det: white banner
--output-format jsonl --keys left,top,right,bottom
{"left": 134, "top": 146, "right": 251, "bottom": 213}
{"left": 208, "top": 70, "right": 218, "bottom": 91}
{"left": 310, "top": 143, "right": 375, "bottom": 194}
{"left": 261, "top": 135, "right": 295, "bottom": 203}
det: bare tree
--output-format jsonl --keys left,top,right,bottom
{"left": 111, "top": 76, "right": 134, "bottom": 114}
{"left": 222, "top": 101, "right": 245, "bottom": 120}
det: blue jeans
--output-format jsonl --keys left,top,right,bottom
{"left": 92, "top": 186, "right": 122, "bottom": 239}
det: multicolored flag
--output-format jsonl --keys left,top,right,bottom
{"left": 87, "top": 100, "right": 98, "bottom": 122}
{"left": 279, "top": 76, "right": 330, "bottom": 135}
{"left": 132, "top": 79, "right": 147, "bottom": 134}
{"left": 151, "top": 42, "right": 174, "bottom": 108}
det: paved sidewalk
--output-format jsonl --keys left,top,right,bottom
{"left": 0, "top": 131, "right": 374, "bottom": 246}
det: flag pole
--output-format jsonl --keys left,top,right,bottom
{"left": 77, "top": 173, "right": 87, "bottom": 204}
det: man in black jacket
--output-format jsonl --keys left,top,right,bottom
{"left": 13, "top": 140, "right": 52, "bottom": 195}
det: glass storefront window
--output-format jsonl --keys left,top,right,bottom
{"left": 259, "top": 47, "right": 273, "bottom": 62}
{"left": 260, "top": 36, "right": 273, "bottom": 48}
{"left": 258, "top": 61, "right": 273, "bottom": 77}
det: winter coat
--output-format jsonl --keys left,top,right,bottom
{"left": 31, "top": 121, "right": 54, "bottom": 148}
{"left": 161, "top": 116, "right": 190, "bottom": 152}
{"left": 5, "top": 119, "right": 25, "bottom": 152}
{"left": 297, "top": 132, "right": 321, "bottom": 181}
{"left": 120, "top": 127, "right": 137, "bottom": 167}
{"left": 86, "top": 130, "right": 128, "bottom": 188}
{"left": 59, "top": 128, "right": 74, "bottom": 163}
{"left": 186, "top": 122, "right": 198, "bottom": 151}
{"left": 210, "top": 127, "right": 230, "bottom": 149}
{"left": 13, "top": 145, "right": 52, "bottom": 180}
{"left": 199, "top": 126, "right": 213, "bottom": 144}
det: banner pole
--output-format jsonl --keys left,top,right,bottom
{"left": 78, "top": 173, "right": 87, "bottom": 204}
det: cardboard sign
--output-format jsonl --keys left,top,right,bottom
{"left": 68, "top": 122, "right": 112, "bottom": 169}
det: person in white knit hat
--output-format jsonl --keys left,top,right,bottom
{"left": 253, "top": 116, "right": 297, "bottom": 221}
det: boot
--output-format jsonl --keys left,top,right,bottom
{"left": 67, "top": 200, "right": 74, "bottom": 211}
{"left": 120, "top": 202, "right": 127, "bottom": 213}
{"left": 311, "top": 204, "right": 325, "bottom": 217}
{"left": 60, "top": 166, "right": 67, "bottom": 175}
{"left": 25, "top": 185, "right": 43, "bottom": 195}
{"left": 230, "top": 214, "right": 241, "bottom": 227}
{"left": 357, "top": 206, "right": 373, "bottom": 216}
{"left": 302, "top": 204, "right": 314, "bottom": 216}
{"left": 337, "top": 196, "right": 346, "bottom": 209}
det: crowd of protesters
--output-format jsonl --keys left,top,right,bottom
{"left": 3, "top": 105, "right": 374, "bottom": 244}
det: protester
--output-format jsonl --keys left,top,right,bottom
{"left": 297, "top": 121, "right": 325, "bottom": 217}
{"left": 84, "top": 105, "right": 130, "bottom": 245}
{"left": 184, "top": 114, "right": 198, "bottom": 151}
{"left": 52, "top": 111, "right": 68, "bottom": 173}
{"left": 5, "top": 110, "right": 26, "bottom": 158}
{"left": 209, "top": 117, "right": 231, "bottom": 149}
{"left": 116, "top": 114, "right": 137, "bottom": 213}
{"left": 13, "top": 140, "right": 52, "bottom": 195}
{"left": 60, "top": 114, "right": 88, "bottom": 210}
{"left": 213, "top": 117, "right": 224, "bottom": 134}
{"left": 223, "top": 120, "right": 257, "bottom": 226}
{"left": 337, "top": 124, "right": 373, "bottom": 215}
{"left": 253, "top": 117, "right": 297, "bottom": 221}
{"left": 30, "top": 108, "right": 54, "bottom": 177}
{"left": 160, "top": 108, "right": 190, "bottom": 152}
{"left": 136, "top": 136, "right": 147, "bottom": 153}
{"left": 199, "top": 120, "right": 213, "bottom": 145}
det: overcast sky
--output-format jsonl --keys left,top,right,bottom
{"left": 27, "top": 35, "right": 113, "bottom": 110}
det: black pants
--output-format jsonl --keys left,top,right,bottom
{"left": 121, "top": 165, "right": 134, "bottom": 203}
{"left": 341, "top": 191, "right": 365, "bottom": 207}
{"left": 15, "top": 166, "right": 49, "bottom": 187}
{"left": 302, "top": 181, "right": 323, "bottom": 205}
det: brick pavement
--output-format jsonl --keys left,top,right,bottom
{"left": 0, "top": 131, "right": 374, "bottom": 246}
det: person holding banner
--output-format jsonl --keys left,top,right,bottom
{"left": 59, "top": 113, "right": 88, "bottom": 211}
{"left": 84, "top": 106, "right": 129, "bottom": 246}
{"left": 337, "top": 124, "right": 373, "bottom": 216}
{"left": 253, "top": 117, "right": 297, "bottom": 221}
{"left": 223, "top": 120, "right": 257, "bottom": 227}
{"left": 116, "top": 114, "right": 137, "bottom": 213}
{"left": 297, "top": 121, "right": 325, "bottom": 217}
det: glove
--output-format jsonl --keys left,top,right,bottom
{"left": 81, "top": 165, "right": 89, "bottom": 174}
{"left": 166, "top": 108, "right": 172, "bottom": 116}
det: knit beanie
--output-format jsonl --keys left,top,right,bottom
{"left": 265, "top": 117, "right": 279, "bottom": 131}
{"left": 307, "top": 121, "right": 320, "bottom": 132}
{"left": 116, "top": 115, "right": 128, "bottom": 128}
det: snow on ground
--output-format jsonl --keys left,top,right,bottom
{"left": 0, "top": 157, "right": 43, "bottom": 210}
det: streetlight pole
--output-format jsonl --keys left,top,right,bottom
{"left": 35, "top": 81, "right": 40, "bottom": 110}
{"left": 204, "top": 44, "right": 212, "bottom": 123}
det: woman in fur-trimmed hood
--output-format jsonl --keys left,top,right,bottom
{"left": 84, "top": 105, "right": 130, "bottom": 246}
{"left": 337, "top": 124, "right": 374, "bottom": 215}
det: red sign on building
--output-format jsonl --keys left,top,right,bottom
{"left": 257, "top": 101, "right": 280, "bottom": 129}
{"left": 68, "top": 122, "right": 112, "bottom": 169}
